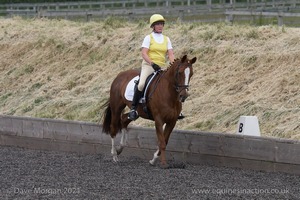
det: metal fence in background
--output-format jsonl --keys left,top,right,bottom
{"left": 0, "top": 0, "right": 300, "bottom": 26}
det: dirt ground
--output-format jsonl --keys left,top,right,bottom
{"left": 0, "top": 17, "right": 299, "bottom": 139}
{"left": 1, "top": 146, "right": 299, "bottom": 199}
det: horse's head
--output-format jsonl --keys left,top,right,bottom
{"left": 173, "top": 55, "right": 197, "bottom": 102}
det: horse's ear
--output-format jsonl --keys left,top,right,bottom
{"left": 191, "top": 57, "right": 197, "bottom": 64}
{"left": 181, "top": 55, "right": 187, "bottom": 62}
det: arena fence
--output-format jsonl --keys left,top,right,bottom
{"left": 0, "top": 115, "right": 299, "bottom": 174}
{"left": 1, "top": 0, "right": 300, "bottom": 26}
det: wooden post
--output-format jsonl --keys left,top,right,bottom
{"left": 278, "top": 14, "right": 283, "bottom": 26}
{"left": 179, "top": 9, "right": 184, "bottom": 21}
{"left": 252, "top": 14, "right": 256, "bottom": 25}
{"left": 86, "top": 13, "right": 92, "bottom": 22}
{"left": 207, "top": 0, "right": 212, "bottom": 12}
{"left": 292, "top": 0, "right": 296, "bottom": 8}
{"left": 230, "top": 0, "right": 235, "bottom": 9}
{"left": 165, "top": 0, "right": 169, "bottom": 14}
{"left": 226, "top": 14, "right": 233, "bottom": 25}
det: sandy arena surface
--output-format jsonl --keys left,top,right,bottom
{"left": 0, "top": 146, "right": 299, "bottom": 200}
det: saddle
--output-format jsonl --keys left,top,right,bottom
{"left": 124, "top": 71, "right": 161, "bottom": 119}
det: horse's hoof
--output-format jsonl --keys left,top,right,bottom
{"left": 112, "top": 155, "right": 119, "bottom": 163}
{"left": 116, "top": 147, "right": 123, "bottom": 155}
{"left": 149, "top": 160, "right": 156, "bottom": 166}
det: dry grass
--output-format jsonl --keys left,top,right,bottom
{"left": 0, "top": 17, "right": 299, "bottom": 139}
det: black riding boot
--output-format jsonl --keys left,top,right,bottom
{"left": 128, "top": 89, "right": 143, "bottom": 121}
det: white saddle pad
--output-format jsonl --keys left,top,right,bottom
{"left": 124, "top": 76, "right": 139, "bottom": 101}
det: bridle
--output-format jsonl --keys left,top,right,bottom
{"left": 175, "top": 63, "right": 191, "bottom": 93}
{"left": 147, "top": 62, "right": 192, "bottom": 99}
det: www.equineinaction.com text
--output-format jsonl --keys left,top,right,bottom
{"left": 192, "top": 188, "right": 289, "bottom": 195}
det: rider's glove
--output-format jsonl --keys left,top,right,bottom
{"left": 151, "top": 63, "right": 161, "bottom": 71}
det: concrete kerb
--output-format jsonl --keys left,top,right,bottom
{"left": 0, "top": 115, "right": 299, "bottom": 175}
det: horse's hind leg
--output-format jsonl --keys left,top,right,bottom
{"left": 115, "top": 113, "right": 131, "bottom": 155}
{"left": 111, "top": 110, "right": 132, "bottom": 162}
{"left": 109, "top": 104, "right": 127, "bottom": 162}
{"left": 115, "top": 129, "right": 128, "bottom": 155}
{"left": 111, "top": 137, "right": 119, "bottom": 162}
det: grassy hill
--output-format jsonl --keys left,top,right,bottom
{"left": 0, "top": 17, "right": 299, "bottom": 139}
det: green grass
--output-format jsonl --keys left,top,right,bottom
{"left": 194, "top": 120, "right": 216, "bottom": 131}
{"left": 30, "top": 83, "right": 43, "bottom": 91}
{"left": 0, "top": 93, "right": 12, "bottom": 102}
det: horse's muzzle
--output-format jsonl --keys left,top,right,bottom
{"left": 179, "top": 90, "right": 189, "bottom": 102}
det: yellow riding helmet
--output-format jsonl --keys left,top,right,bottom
{"left": 150, "top": 14, "right": 165, "bottom": 28}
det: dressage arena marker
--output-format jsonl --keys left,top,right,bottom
{"left": 237, "top": 116, "right": 261, "bottom": 137}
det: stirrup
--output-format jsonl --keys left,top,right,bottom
{"left": 128, "top": 109, "right": 139, "bottom": 120}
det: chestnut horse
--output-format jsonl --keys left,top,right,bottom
{"left": 101, "top": 55, "right": 197, "bottom": 167}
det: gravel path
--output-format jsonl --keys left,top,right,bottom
{"left": 0, "top": 146, "right": 299, "bottom": 200}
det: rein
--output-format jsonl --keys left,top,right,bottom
{"left": 147, "top": 70, "right": 165, "bottom": 99}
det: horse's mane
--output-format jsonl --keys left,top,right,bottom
{"left": 166, "top": 57, "right": 180, "bottom": 71}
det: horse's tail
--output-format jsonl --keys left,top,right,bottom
{"left": 101, "top": 100, "right": 111, "bottom": 134}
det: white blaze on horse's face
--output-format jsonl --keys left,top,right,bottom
{"left": 184, "top": 67, "right": 190, "bottom": 87}
{"left": 178, "top": 67, "right": 190, "bottom": 102}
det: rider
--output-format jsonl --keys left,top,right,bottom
{"left": 128, "top": 14, "right": 184, "bottom": 121}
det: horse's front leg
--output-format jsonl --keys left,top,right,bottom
{"left": 149, "top": 149, "right": 160, "bottom": 166}
{"left": 164, "top": 121, "right": 176, "bottom": 147}
{"left": 154, "top": 120, "right": 168, "bottom": 168}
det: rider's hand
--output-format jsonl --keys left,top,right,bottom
{"left": 151, "top": 63, "right": 161, "bottom": 71}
